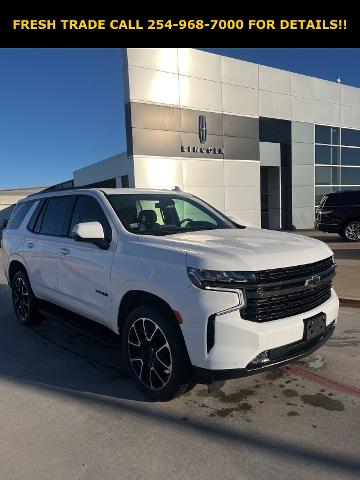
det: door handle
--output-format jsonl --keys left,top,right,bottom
{"left": 26, "top": 242, "right": 34, "bottom": 249}
{"left": 59, "top": 248, "right": 71, "bottom": 256}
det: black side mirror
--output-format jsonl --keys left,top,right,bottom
{"left": 2, "top": 219, "right": 8, "bottom": 229}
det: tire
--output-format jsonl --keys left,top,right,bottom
{"left": 341, "top": 221, "right": 360, "bottom": 242}
{"left": 122, "top": 306, "right": 195, "bottom": 401}
{"left": 11, "top": 271, "right": 39, "bottom": 326}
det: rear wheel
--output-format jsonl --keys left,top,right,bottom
{"left": 122, "top": 306, "right": 194, "bottom": 401}
{"left": 11, "top": 271, "right": 39, "bottom": 326}
{"left": 342, "top": 221, "right": 360, "bottom": 242}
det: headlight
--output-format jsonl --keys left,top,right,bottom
{"left": 187, "top": 267, "right": 255, "bottom": 290}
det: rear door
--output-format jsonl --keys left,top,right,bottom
{"left": 55, "top": 194, "right": 116, "bottom": 325}
{"left": 23, "top": 195, "right": 76, "bottom": 301}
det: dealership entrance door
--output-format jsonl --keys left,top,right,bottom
{"left": 260, "top": 166, "right": 281, "bottom": 229}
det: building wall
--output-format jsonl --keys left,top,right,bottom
{"left": 0, "top": 187, "right": 46, "bottom": 222}
{"left": 123, "top": 48, "right": 261, "bottom": 227}
{"left": 73, "top": 153, "right": 134, "bottom": 189}
{"left": 122, "top": 48, "right": 360, "bottom": 229}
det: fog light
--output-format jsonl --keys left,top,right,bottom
{"left": 249, "top": 350, "right": 270, "bottom": 366}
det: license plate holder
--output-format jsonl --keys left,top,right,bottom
{"left": 303, "top": 313, "right": 326, "bottom": 341}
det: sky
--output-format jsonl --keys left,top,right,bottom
{"left": 1, "top": 48, "right": 360, "bottom": 189}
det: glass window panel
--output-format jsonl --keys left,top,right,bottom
{"left": 315, "top": 145, "right": 339, "bottom": 165}
{"left": 332, "top": 167, "right": 341, "bottom": 185}
{"left": 7, "top": 200, "right": 35, "bottom": 229}
{"left": 40, "top": 196, "right": 75, "bottom": 237}
{"left": 315, "top": 125, "right": 339, "bottom": 145}
{"left": 341, "top": 128, "right": 360, "bottom": 147}
{"left": 336, "top": 191, "right": 360, "bottom": 205}
{"left": 340, "top": 167, "right": 360, "bottom": 185}
{"left": 341, "top": 147, "right": 360, "bottom": 166}
{"left": 315, "top": 166, "right": 332, "bottom": 185}
{"left": 70, "top": 196, "right": 112, "bottom": 240}
{"left": 315, "top": 187, "right": 334, "bottom": 205}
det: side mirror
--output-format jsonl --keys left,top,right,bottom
{"left": 72, "top": 221, "right": 109, "bottom": 249}
{"left": 2, "top": 219, "right": 8, "bottom": 229}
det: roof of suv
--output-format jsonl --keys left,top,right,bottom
{"left": 26, "top": 188, "right": 189, "bottom": 201}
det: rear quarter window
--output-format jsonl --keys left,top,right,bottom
{"left": 7, "top": 201, "right": 36, "bottom": 229}
{"left": 326, "top": 192, "right": 360, "bottom": 206}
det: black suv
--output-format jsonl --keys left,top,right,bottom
{"left": 315, "top": 190, "right": 360, "bottom": 241}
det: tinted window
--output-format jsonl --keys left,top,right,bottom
{"left": 27, "top": 199, "right": 46, "bottom": 231}
{"left": 39, "top": 196, "right": 75, "bottom": 236}
{"left": 121, "top": 175, "right": 129, "bottom": 188}
{"left": 341, "top": 129, "right": 360, "bottom": 147}
{"left": 315, "top": 145, "right": 340, "bottom": 165}
{"left": 341, "top": 191, "right": 360, "bottom": 204}
{"left": 7, "top": 201, "right": 35, "bottom": 229}
{"left": 341, "top": 168, "right": 360, "bottom": 186}
{"left": 341, "top": 147, "right": 360, "bottom": 166}
{"left": 315, "top": 125, "right": 339, "bottom": 145}
{"left": 70, "top": 196, "right": 112, "bottom": 240}
{"left": 315, "top": 167, "right": 332, "bottom": 185}
{"left": 332, "top": 167, "right": 341, "bottom": 185}
{"left": 322, "top": 193, "right": 340, "bottom": 206}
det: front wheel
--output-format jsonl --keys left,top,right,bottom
{"left": 342, "top": 221, "right": 360, "bottom": 242}
{"left": 122, "top": 306, "right": 194, "bottom": 401}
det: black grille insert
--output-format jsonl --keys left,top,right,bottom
{"left": 241, "top": 256, "right": 335, "bottom": 322}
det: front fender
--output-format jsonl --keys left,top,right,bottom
{"left": 108, "top": 243, "right": 189, "bottom": 332}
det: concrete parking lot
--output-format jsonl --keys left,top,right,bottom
{"left": 0, "top": 262, "right": 359, "bottom": 480}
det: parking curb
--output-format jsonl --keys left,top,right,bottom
{"left": 339, "top": 296, "right": 360, "bottom": 308}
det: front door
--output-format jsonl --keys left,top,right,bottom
{"left": 56, "top": 194, "right": 115, "bottom": 326}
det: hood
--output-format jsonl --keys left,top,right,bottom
{"left": 139, "top": 228, "right": 333, "bottom": 271}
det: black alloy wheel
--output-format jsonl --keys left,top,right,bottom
{"left": 11, "top": 271, "right": 39, "bottom": 326}
{"left": 123, "top": 306, "right": 194, "bottom": 401}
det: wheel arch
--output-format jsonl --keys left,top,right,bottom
{"left": 8, "top": 259, "right": 28, "bottom": 285}
{"left": 118, "top": 290, "right": 180, "bottom": 333}
{"left": 118, "top": 290, "right": 189, "bottom": 355}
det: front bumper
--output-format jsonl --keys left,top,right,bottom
{"left": 193, "top": 320, "right": 335, "bottom": 384}
{"left": 174, "top": 286, "right": 339, "bottom": 372}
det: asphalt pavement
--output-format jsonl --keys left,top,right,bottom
{"left": 0, "top": 261, "right": 359, "bottom": 480}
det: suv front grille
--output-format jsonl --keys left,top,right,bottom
{"left": 241, "top": 256, "right": 335, "bottom": 322}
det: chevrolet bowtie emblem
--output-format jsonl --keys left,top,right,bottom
{"left": 305, "top": 275, "right": 321, "bottom": 288}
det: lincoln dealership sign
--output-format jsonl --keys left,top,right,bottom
{"left": 181, "top": 115, "right": 224, "bottom": 155}
{"left": 181, "top": 145, "right": 224, "bottom": 154}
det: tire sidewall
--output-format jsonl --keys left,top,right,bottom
{"left": 11, "top": 271, "right": 37, "bottom": 325}
{"left": 122, "top": 306, "right": 192, "bottom": 401}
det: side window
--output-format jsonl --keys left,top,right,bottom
{"left": 27, "top": 199, "right": 46, "bottom": 232}
{"left": 70, "top": 196, "right": 112, "bottom": 241}
{"left": 344, "top": 192, "right": 360, "bottom": 205}
{"left": 7, "top": 201, "right": 36, "bottom": 229}
{"left": 39, "top": 196, "right": 75, "bottom": 237}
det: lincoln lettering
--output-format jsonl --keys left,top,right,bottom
{"left": 181, "top": 146, "right": 224, "bottom": 155}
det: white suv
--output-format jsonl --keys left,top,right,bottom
{"left": 2, "top": 188, "right": 339, "bottom": 401}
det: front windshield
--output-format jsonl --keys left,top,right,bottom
{"left": 107, "top": 193, "right": 241, "bottom": 236}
